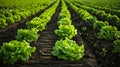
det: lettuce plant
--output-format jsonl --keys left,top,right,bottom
{"left": 0, "top": 18, "right": 7, "bottom": 28}
{"left": 115, "top": 31, "right": 120, "bottom": 39}
{"left": 52, "top": 38, "right": 84, "bottom": 61}
{"left": 16, "top": 28, "right": 39, "bottom": 42}
{"left": 57, "top": 18, "right": 72, "bottom": 25}
{"left": 55, "top": 25, "right": 77, "bottom": 39}
{"left": 6, "top": 17, "right": 15, "bottom": 24}
{"left": 98, "top": 26, "right": 118, "bottom": 40}
{"left": 26, "top": 17, "right": 46, "bottom": 31}
{"left": 13, "top": 15, "right": 21, "bottom": 22}
{"left": 93, "top": 20, "right": 109, "bottom": 30}
{"left": 0, "top": 40, "right": 36, "bottom": 64}
{"left": 58, "top": 10, "right": 71, "bottom": 20}
{"left": 0, "top": 14, "right": 6, "bottom": 19}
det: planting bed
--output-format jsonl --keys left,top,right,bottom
{"left": 0, "top": 0, "right": 120, "bottom": 67}
{"left": 66, "top": 2, "right": 120, "bottom": 67}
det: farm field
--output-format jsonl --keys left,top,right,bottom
{"left": 0, "top": 0, "right": 120, "bottom": 67}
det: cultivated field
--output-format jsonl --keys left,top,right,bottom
{"left": 0, "top": 0, "right": 120, "bottom": 67}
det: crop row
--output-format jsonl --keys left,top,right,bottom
{"left": 0, "top": 0, "right": 59, "bottom": 64}
{"left": 67, "top": 1, "right": 120, "bottom": 54}
{"left": 0, "top": 0, "right": 55, "bottom": 28}
{"left": 52, "top": 0, "right": 84, "bottom": 61}
{"left": 75, "top": 2, "right": 120, "bottom": 17}
{"left": 75, "top": 0, "right": 120, "bottom": 10}
{"left": 73, "top": 3, "right": 120, "bottom": 27}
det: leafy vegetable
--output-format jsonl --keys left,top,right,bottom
{"left": 55, "top": 25, "right": 77, "bottom": 39}
{"left": 13, "top": 15, "right": 21, "bottom": 22}
{"left": 98, "top": 26, "right": 118, "bottom": 40}
{"left": 93, "top": 20, "right": 109, "bottom": 30}
{"left": 18, "top": 12, "right": 29, "bottom": 19}
{"left": 115, "top": 31, "right": 120, "bottom": 39}
{"left": 107, "top": 15, "right": 119, "bottom": 24}
{"left": 6, "top": 17, "right": 15, "bottom": 24}
{"left": 0, "top": 40, "right": 36, "bottom": 64}
{"left": 0, "top": 14, "right": 6, "bottom": 19}
{"left": 58, "top": 10, "right": 71, "bottom": 20}
{"left": 96, "top": 10, "right": 106, "bottom": 20}
{"left": 77, "top": 9, "right": 96, "bottom": 24}
{"left": 58, "top": 0, "right": 71, "bottom": 20}
{"left": 4, "top": 12, "right": 13, "bottom": 17}
{"left": 26, "top": 17, "right": 46, "bottom": 31}
{"left": 52, "top": 38, "right": 84, "bottom": 61}
{"left": 57, "top": 18, "right": 72, "bottom": 25}
{"left": 16, "top": 28, "right": 39, "bottom": 42}
{"left": 0, "top": 18, "right": 7, "bottom": 28}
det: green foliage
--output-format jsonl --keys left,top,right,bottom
{"left": 39, "top": 13, "right": 51, "bottom": 22}
{"left": 113, "top": 39, "right": 120, "bottom": 53}
{"left": 55, "top": 0, "right": 77, "bottom": 39}
{"left": 0, "top": 14, "right": 6, "bottom": 19}
{"left": 58, "top": 10, "right": 71, "bottom": 20}
{"left": 6, "top": 17, "right": 15, "bottom": 24}
{"left": 58, "top": 0, "right": 71, "bottom": 20}
{"left": 16, "top": 28, "right": 39, "bottom": 42}
{"left": 81, "top": 26, "right": 87, "bottom": 31}
{"left": 83, "top": 16, "right": 96, "bottom": 24}
{"left": 74, "top": 2, "right": 120, "bottom": 25}
{"left": 0, "top": 0, "right": 56, "bottom": 29}
{"left": 0, "top": 40, "right": 36, "bottom": 64}
{"left": 98, "top": 26, "right": 118, "bottom": 40}
{"left": 107, "top": 15, "right": 119, "bottom": 24}
{"left": 52, "top": 38, "right": 84, "bottom": 61}
{"left": 0, "top": 18, "right": 7, "bottom": 28}
{"left": 4, "top": 12, "right": 13, "bottom": 17}
{"left": 57, "top": 18, "right": 72, "bottom": 25}
{"left": 69, "top": 3, "right": 78, "bottom": 12}
{"left": 96, "top": 10, "right": 106, "bottom": 19}
{"left": 77, "top": 9, "right": 96, "bottom": 24}
{"left": 18, "top": 12, "right": 28, "bottom": 19}
{"left": 114, "top": 31, "right": 120, "bottom": 39}
{"left": 26, "top": 17, "right": 46, "bottom": 31}
{"left": 26, "top": 0, "right": 59, "bottom": 31}
{"left": 101, "top": 13, "right": 108, "bottom": 20}
{"left": 100, "top": 48, "right": 107, "bottom": 56}
{"left": 55, "top": 25, "right": 77, "bottom": 39}
{"left": 93, "top": 20, "right": 109, "bottom": 30}
{"left": 13, "top": 15, "right": 21, "bottom": 22}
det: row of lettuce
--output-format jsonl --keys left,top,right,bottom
{"left": 51, "top": 0, "right": 84, "bottom": 61}
{"left": 0, "top": 0, "right": 59, "bottom": 64}
{"left": 75, "top": 1, "right": 120, "bottom": 18}
{"left": 73, "top": 3, "right": 120, "bottom": 27}
{"left": 0, "top": 0, "right": 56, "bottom": 28}
{"left": 67, "top": 1, "right": 120, "bottom": 53}
{"left": 73, "top": 0, "right": 120, "bottom": 10}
